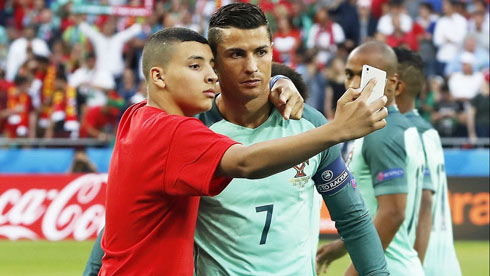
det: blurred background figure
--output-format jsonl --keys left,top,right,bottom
{"left": 448, "top": 52, "right": 484, "bottom": 102}
{"left": 444, "top": 35, "right": 489, "bottom": 77}
{"left": 0, "top": 0, "right": 486, "bottom": 148}
{"left": 272, "top": 9, "right": 302, "bottom": 69}
{"left": 79, "top": 15, "right": 142, "bottom": 89}
{"left": 376, "top": 0, "right": 413, "bottom": 40}
{"left": 433, "top": 0, "right": 467, "bottom": 76}
{"left": 5, "top": 24, "right": 50, "bottom": 81}
{"left": 432, "top": 83, "right": 468, "bottom": 137}
{"left": 468, "top": 70, "right": 490, "bottom": 140}
{"left": 79, "top": 92, "right": 123, "bottom": 143}
{"left": 1, "top": 75, "right": 35, "bottom": 138}
{"left": 307, "top": 7, "right": 345, "bottom": 68}
{"left": 324, "top": 56, "right": 346, "bottom": 120}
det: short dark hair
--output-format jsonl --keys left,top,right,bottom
{"left": 14, "top": 75, "right": 30, "bottom": 86}
{"left": 420, "top": 2, "right": 434, "bottom": 11}
{"left": 389, "top": 0, "right": 404, "bottom": 6}
{"left": 141, "top": 27, "right": 209, "bottom": 81}
{"left": 208, "top": 3, "right": 271, "bottom": 56}
{"left": 394, "top": 47, "right": 425, "bottom": 98}
{"left": 271, "top": 62, "right": 309, "bottom": 100}
{"left": 34, "top": 55, "right": 50, "bottom": 64}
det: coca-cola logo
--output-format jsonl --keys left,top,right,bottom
{"left": 0, "top": 174, "right": 107, "bottom": 241}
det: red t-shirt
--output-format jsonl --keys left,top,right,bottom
{"left": 99, "top": 101, "right": 238, "bottom": 275}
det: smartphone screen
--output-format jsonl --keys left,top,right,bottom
{"left": 360, "top": 65, "right": 387, "bottom": 104}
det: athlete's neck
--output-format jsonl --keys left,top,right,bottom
{"left": 396, "top": 93, "right": 416, "bottom": 114}
{"left": 215, "top": 93, "right": 272, "bottom": 128}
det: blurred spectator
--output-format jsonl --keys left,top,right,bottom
{"left": 324, "top": 57, "right": 346, "bottom": 120}
{"left": 448, "top": 52, "right": 484, "bottom": 101}
{"left": 117, "top": 68, "right": 137, "bottom": 101}
{"left": 69, "top": 149, "right": 97, "bottom": 173}
{"left": 37, "top": 8, "right": 60, "bottom": 47}
{"left": 79, "top": 68, "right": 115, "bottom": 116}
{"left": 371, "top": 0, "right": 389, "bottom": 19}
{"left": 69, "top": 52, "right": 96, "bottom": 89}
{"left": 290, "top": 1, "right": 314, "bottom": 45}
{"left": 0, "top": 25, "right": 8, "bottom": 69}
{"left": 79, "top": 16, "right": 142, "bottom": 83}
{"left": 1, "top": 75, "right": 35, "bottom": 138}
{"left": 5, "top": 24, "right": 50, "bottom": 81}
{"left": 330, "top": 0, "right": 358, "bottom": 50}
{"left": 32, "top": 58, "right": 60, "bottom": 135}
{"left": 272, "top": 15, "right": 302, "bottom": 69}
{"left": 452, "top": 0, "right": 467, "bottom": 17}
{"left": 376, "top": 0, "right": 413, "bottom": 37}
{"left": 299, "top": 54, "right": 328, "bottom": 114}
{"left": 433, "top": 0, "right": 467, "bottom": 76}
{"left": 19, "top": 0, "right": 45, "bottom": 28}
{"left": 1, "top": 0, "right": 487, "bottom": 143}
{"left": 306, "top": 7, "right": 345, "bottom": 67}
{"left": 44, "top": 71, "right": 79, "bottom": 139}
{"left": 62, "top": 14, "right": 88, "bottom": 50}
{"left": 50, "top": 39, "right": 71, "bottom": 68}
{"left": 385, "top": 14, "right": 423, "bottom": 51}
{"left": 432, "top": 83, "right": 468, "bottom": 137}
{"left": 416, "top": 2, "right": 438, "bottom": 76}
{"left": 0, "top": 68, "right": 8, "bottom": 134}
{"left": 445, "top": 35, "right": 489, "bottom": 76}
{"left": 468, "top": 70, "right": 490, "bottom": 139}
{"left": 468, "top": 9, "right": 489, "bottom": 51}
{"left": 356, "top": 0, "right": 379, "bottom": 45}
{"left": 416, "top": 75, "right": 442, "bottom": 122}
{"left": 405, "top": 0, "right": 420, "bottom": 19}
{"left": 79, "top": 92, "right": 124, "bottom": 143}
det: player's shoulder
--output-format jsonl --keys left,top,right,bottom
{"left": 197, "top": 98, "right": 225, "bottom": 127}
{"left": 364, "top": 110, "right": 409, "bottom": 149}
{"left": 404, "top": 110, "right": 434, "bottom": 133}
{"left": 302, "top": 104, "right": 328, "bottom": 127}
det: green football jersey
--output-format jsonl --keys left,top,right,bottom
{"left": 405, "top": 110, "right": 462, "bottom": 276}
{"left": 348, "top": 106, "right": 425, "bottom": 276}
{"left": 194, "top": 102, "right": 387, "bottom": 276}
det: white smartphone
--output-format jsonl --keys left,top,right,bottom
{"left": 360, "top": 65, "right": 387, "bottom": 104}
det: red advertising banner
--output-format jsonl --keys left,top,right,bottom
{"left": 0, "top": 174, "right": 107, "bottom": 241}
{"left": 1, "top": 174, "right": 487, "bottom": 240}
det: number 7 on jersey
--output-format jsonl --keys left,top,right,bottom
{"left": 255, "top": 204, "right": 273, "bottom": 245}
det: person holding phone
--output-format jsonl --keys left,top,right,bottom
{"left": 84, "top": 4, "right": 390, "bottom": 276}
{"left": 316, "top": 41, "right": 426, "bottom": 276}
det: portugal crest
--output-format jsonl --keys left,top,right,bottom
{"left": 293, "top": 160, "right": 310, "bottom": 178}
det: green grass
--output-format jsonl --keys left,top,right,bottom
{"left": 0, "top": 240, "right": 487, "bottom": 275}
{"left": 317, "top": 240, "right": 489, "bottom": 276}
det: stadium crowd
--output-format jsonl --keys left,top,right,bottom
{"left": 0, "top": 0, "right": 488, "bottom": 144}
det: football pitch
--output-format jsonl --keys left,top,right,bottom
{"left": 0, "top": 240, "right": 487, "bottom": 276}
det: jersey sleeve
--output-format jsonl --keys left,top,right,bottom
{"left": 363, "top": 134, "right": 408, "bottom": 196}
{"left": 313, "top": 152, "right": 389, "bottom": 275}
{"left": 164, "top": 118, "right": 239, "bottom": 196}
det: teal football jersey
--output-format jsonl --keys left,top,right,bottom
{"left": 405, "top": 110, "right": 462, "bottom": 276}
{"left": 194, "top": 101, "right": 387, "bottom": 276}
{"left": 348, "top": 106, "right": 426, "bottom": 276}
